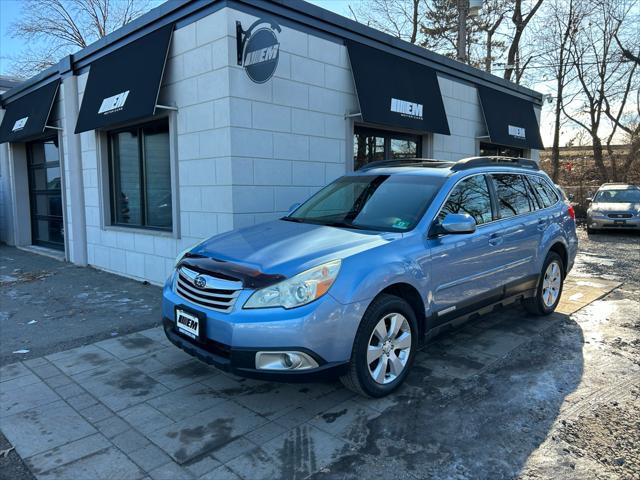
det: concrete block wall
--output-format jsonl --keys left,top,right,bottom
{"left": 223, "top": 9, "right": 357, "bottom": 228}
{"left": 433, "top": 77, "right": 485, "bottom": 161}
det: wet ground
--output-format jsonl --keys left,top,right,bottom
{"left": 0, "top": 245, "right": 161, "bottom": 364}
{"left": 0, "top": 227, "right": 638, "bottom": 480}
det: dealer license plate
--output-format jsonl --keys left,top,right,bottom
{"left": 176, "top": 309, "right": 199, "bottom": 339}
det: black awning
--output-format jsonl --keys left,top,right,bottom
{"left": 346, "top": 41, "right": 450, "bottom": 135}
{"left": 477, "top": 85, "right": 544, "bottom": 150}
{"left": 0, "top": 80, "right": 60, "bottom": 143}
{"left": 75, "top": 24, "right": 173, "bottom": 134}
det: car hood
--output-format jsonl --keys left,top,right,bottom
{"left": 591, "top": 202, "right": 640, "bottom": 212}
{"left": 189, "top": 220, "right": 400, "bottom": 277}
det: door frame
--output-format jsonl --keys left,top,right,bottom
{"left": 24, "top": 132, "right": 68, "bottom": 255}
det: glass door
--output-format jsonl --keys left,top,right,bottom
{"left": 353, "top": 126, "right": 421, "bottom": 170}
{"left": 27, "top": 136, "right": 64, "bottom": 251}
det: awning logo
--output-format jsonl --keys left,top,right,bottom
{"left": 508, "top": 125, "right": 526, "bottom": 139}
{"left": 12, "top": 117, "right": 28, "bottom": 132}
{"left": 98, "top": 91, "right": 130, "bottom": 115}
{"left": 237, "top": 19, "right": 281, "bottom": 84}
{"left": 391, "top": 98, "right": 423, "bottom": 120}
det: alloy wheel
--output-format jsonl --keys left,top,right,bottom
{"left": 367, "top": 313, "right": 412, "bottom": 384}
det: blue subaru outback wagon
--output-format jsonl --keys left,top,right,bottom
{"left": 163, "top": 157, "right": 578, "bottom": 397}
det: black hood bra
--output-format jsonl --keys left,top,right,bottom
{"left": 178, "top": 253, "right": 286, "bottom": 290}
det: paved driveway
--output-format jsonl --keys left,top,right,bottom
{"left": 1, "top": 230, "right": 638, "bottom": 480}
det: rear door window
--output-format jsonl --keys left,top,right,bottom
{"left": 438, "top": 175, "right": 493, "bottom": 225}
{"left": 529, "top": 176, "right": 559, "bottom": 208}
{"left": 491, "top": 174, "right": 533, "bottom": 218}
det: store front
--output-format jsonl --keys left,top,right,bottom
{"left": 0, "top": 0, "right": 545, "bottom": 284}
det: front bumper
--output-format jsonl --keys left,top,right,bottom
{"left": 587, "top": 215, "right": 640, "bottom": 230}
{"left": 163, "top": 318, "right": 349, "bottom": 381}
{"left": 161, "top": 273, "right": 364, "bottom": 381}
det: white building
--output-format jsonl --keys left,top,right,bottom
{"left": 0, "top": 0, "right": 544, "bottom": 285}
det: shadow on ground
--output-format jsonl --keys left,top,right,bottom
{"left": 310, "top": 309, "right": 585, "bottom": 479}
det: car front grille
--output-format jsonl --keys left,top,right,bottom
{"left": 175, "top": 267, "right": 242, "bottom": 312}
{"left": 607, "top": 213, "right": 633, "bottom": 218}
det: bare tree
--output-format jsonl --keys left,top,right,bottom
{"left": 351, "top": 0, "right": 428, "bottom": 44}
{"left": 562, "top": 0, "right": 637, "bottom": 182}
{"left": 473, "top": 0, "right": 512, "bottom": 73}
{"left": 9, "top": 0, "right": 152, "bottom": 78}
{"left": 536, "top": 0, "right": 583, "bottom": 181}
{"left": 503, "top": 0, "right": 544, "bottom": 82}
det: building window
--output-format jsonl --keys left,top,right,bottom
{"left": 108, "top": 118, "right": 172, "bottom": 230}
{"left": 353, "top": 126, "right": 421, "bottom": 170}
{"left": 480, "top": 142, "right": 524, "bottom": 158}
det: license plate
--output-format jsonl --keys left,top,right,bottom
{"left": 614, "top": 220, "right": 626, "bottom": 225}
{"left": 176, "top": 309, "right": 199, "bottom": 339}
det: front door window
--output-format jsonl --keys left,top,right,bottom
{"left": 27, "top": 137, "right": 64, "bottom": 250}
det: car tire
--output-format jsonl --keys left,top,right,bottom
{"left": 340, "top": 294, "right": 418, "bottom": 397}
{"left": 524, "top": 251, "right": 565, "bottom": 316}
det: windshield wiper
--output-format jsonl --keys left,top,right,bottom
{"left": 281, "top": 216, "right": 305, "bottom": 223}
{"left": 322, "top": 221, "right": 371, "bottom": 231}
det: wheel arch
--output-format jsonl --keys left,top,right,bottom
{"left": 377, "top": 282, "right": 427, "bottom": 339}
{"left": 547, "top": 241, "right": 568, "bottom": 275}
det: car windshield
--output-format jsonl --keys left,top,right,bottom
{"left": 594, "top": 189, "right": 640, "bottom": 203}
{"left": 285, "top": 174, "right": 445, "bottom": 232}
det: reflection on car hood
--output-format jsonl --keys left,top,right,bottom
{"left": 592, "top": 202, "right": 640, "bottom": 212}
{"left": 190, "top": 220, "right": 399, "bottom": 277}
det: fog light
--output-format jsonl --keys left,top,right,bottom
{"left": 255, "top": 351, "right": 319, "bottom": 370}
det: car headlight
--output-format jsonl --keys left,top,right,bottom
{"left": 589, "top": 210, "right": 602, "bottom": 216}
{"left": 244, "top": 260, "right": 341, "bottom": 309}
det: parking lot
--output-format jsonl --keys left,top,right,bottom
{"left": 1, "top": 227, "right": 638, "bottom": 480}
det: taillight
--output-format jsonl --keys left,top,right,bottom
{"left": 567, "top": 204, "right": 576, "bottom": 220}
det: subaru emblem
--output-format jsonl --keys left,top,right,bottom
{"left": 194, "top": 275, "right": 206, "bottom": 289}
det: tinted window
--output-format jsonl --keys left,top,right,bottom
{"left": 287, "top": 175, "right": 445, "bottom": 232}
{"left": 438, "top": 175, "right": 493, "bottom": 225}
{"left": 529, "top": 176, "right": 559, "bottom": 208}
{"left": 492, "top": 174, "right": 533, "bottom": 218}
{"left": 109, "top": 118, "right": 172, "bottom": 230}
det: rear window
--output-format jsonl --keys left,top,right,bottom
{"left": 491, "top": 174, "right": 534, "bottom": 218}
{"left": 529, "top": 175, "right": 559, "bottom": 208}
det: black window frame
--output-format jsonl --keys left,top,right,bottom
{"left": 353, "top": 125, "right": 423, "bottom": 170}
{"left": 107, "top": 117, "right": 172, "bottom": 232}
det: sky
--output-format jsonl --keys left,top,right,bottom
{"left": 0, "top": 0, "right": 628, "bottom": 146}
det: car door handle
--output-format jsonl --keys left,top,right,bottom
{"left": 489, "top": 233, "right": 503, "bottom": 246}
{"left": 537, "top": 218, "right": 547, "bottom": 231}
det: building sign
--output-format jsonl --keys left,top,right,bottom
{"left": 390, "top": 98, "right": 423, "bottom": 120}
{"left": 508, "top": 125, "right": 526, "bottom": 139}
{"left": 12, "top": 117, "right": 28, "bottom": 132}
{"left": 236, "top": 19, "right": 281, "bottom": 84}
{"left": 98, "top": 91, "right": 130, "bottom": 115}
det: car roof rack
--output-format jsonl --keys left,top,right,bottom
{"left": 450, "top": 156, "right": 540, "bottom": 171}
{"left": 357, "top": 158, "right": 455, "bottom": 171}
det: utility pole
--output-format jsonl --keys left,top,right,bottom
{"left": 457, "top": 0, "right": 469, "bottom": 63}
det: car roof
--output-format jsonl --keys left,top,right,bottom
{"left": 597, "top": 183, "right": 639, "bottom": 191}
{"left": 351, "top": 156, "right": 543, "bottom": 178}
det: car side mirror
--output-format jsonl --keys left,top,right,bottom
{"left": 436, "top": 213, "right": 477, "bottom": 235}
{"left": 288, "top": 203, "right": 301, "bottom": 214}
{"left": 585, "top": 197, "right": 592, "bottom": 203}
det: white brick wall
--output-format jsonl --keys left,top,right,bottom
{"left": 433, "top": 77, "right": 485, "bottom": 161}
